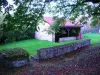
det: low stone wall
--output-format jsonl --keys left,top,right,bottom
{"left": 37, "top": 39, "right": 91, "bottom": 60}
{"left": 4, "top": 59, "right": 29, "bottom": 68}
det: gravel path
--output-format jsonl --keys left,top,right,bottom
{"left": 0, "top": 43, "right": 100, "bottom": 75}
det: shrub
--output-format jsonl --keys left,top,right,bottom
{"left": 0, "top": 48, "right": 29, "bottom": 61}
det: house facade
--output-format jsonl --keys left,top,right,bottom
{"left": 35, "top": 17, "right": 82, "bottom": 42}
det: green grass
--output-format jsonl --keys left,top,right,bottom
{"left": 0, "top": 33, "right": 100, "bottom": 56}
{"left": 83, "top": 33, "right": 100, "bottom": 44}
{"left": 0, "top": 39, "right": 76, "bottom": 56}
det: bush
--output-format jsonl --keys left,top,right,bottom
{"left": 0, "top": 48, "right": 29, "bottom": 61}
{"left": 0, "top": 29, "right": 35, "bottom": 44}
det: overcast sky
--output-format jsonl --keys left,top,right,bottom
{"left": 7, "top": 0, "right": 14, "bottom": 5}
{"left": 6, "top": 0, "right": 94, "bottom": 17}
{"left": 7, "top": 0, "right": 54, "bottom": 16}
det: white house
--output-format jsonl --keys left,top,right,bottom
{"left": 35, "top": 16, "right": 82, "bottom": 42}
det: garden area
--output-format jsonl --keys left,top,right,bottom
{"left": 0, "top": 33, "right": 100, "bottom": 75}
{"left": 0, "top": 33, "right": 100, "bottom": 56}
{"left": 0, "top": 38, "right": 76, "bottom": 56}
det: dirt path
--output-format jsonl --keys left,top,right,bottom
{"left": 0, "top": 43, "right": 100, "bottom": 75}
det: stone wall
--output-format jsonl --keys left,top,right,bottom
{"left": 37, "top": 39, "right": 91, "bottom": 60}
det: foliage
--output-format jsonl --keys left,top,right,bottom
{"left": 46, "top": 0, "right": 100, "bottom": 27}
{"left": 91, "top": 16, "right": 100, "bottom": 27}
{"left": 0, "top": 0, "right": 46, "bottom": 44}
{"left": 0, "top": 0, "right": 100, "bottom": 43}
{"left": 48, "top": 17, "right": 66, "bottom": 34}
{"left": 0, "top": 0, "right": 8, "bottom": 8}
{"left": 0, "top": 47, "right": 29, "bottom": 60}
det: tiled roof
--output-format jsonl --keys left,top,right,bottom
{"left": 43, "top": 17, "right": 76, "bottom": 26}
{"left": 43, "top": 17, "right": 54, "bottom": 25}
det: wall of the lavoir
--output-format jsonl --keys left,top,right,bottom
{"left": 35, "top": 31, "right": 55, "bottom": 42}
{"left": 35, "top": 31, "right": 77, "bottom": 42}
{"left": 37, "top": 39, "right": 91, "bottom": 60}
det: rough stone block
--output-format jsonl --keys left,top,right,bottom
{"left": 36, "top": 39, "right": 91, "bottom": 60}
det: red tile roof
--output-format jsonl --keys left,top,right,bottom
{"left": 43, "top": 17, "right": 54, "bottom": 25}
{"left": 43, "top": 17, "right": 76, "bottom": 26}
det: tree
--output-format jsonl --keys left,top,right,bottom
{"left": 46, "top": 0, "right": 100, "bottom": 26}
{"left": 47, "top": 17, "right": 66, "bottom": 34}
{"left": 0, "top": 0, "right": 8, "bottom": 7}
{"left": 43, "top": 0, "right": 100, "bottom": 35}
{"left": 0, "top": 0, "right": 46, "bottom": 44}
{"left": 0, "top": 0, "right": 100, "bottom": 43}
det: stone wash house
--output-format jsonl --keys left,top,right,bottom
{"left": 35, "top": 16, "right": 83, "bottom": 42}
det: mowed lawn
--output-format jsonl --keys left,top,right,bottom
{"left": 0, "top": 33, "right": 100, "bottom": 56}
{"left": 0, "top": 39, "right": 76, "bottom": 56}
{"left": 83, "top": 33, "right": 100, "bottom": 44}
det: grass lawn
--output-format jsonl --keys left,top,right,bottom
{"left": 0, "top": 39, "right": 76, "bottom": 56}
{"left": 0, "top": 33, "right": 100, "bottom": 56}
{"left": 83, "top": 33, "right": 100, "bottom": 44}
